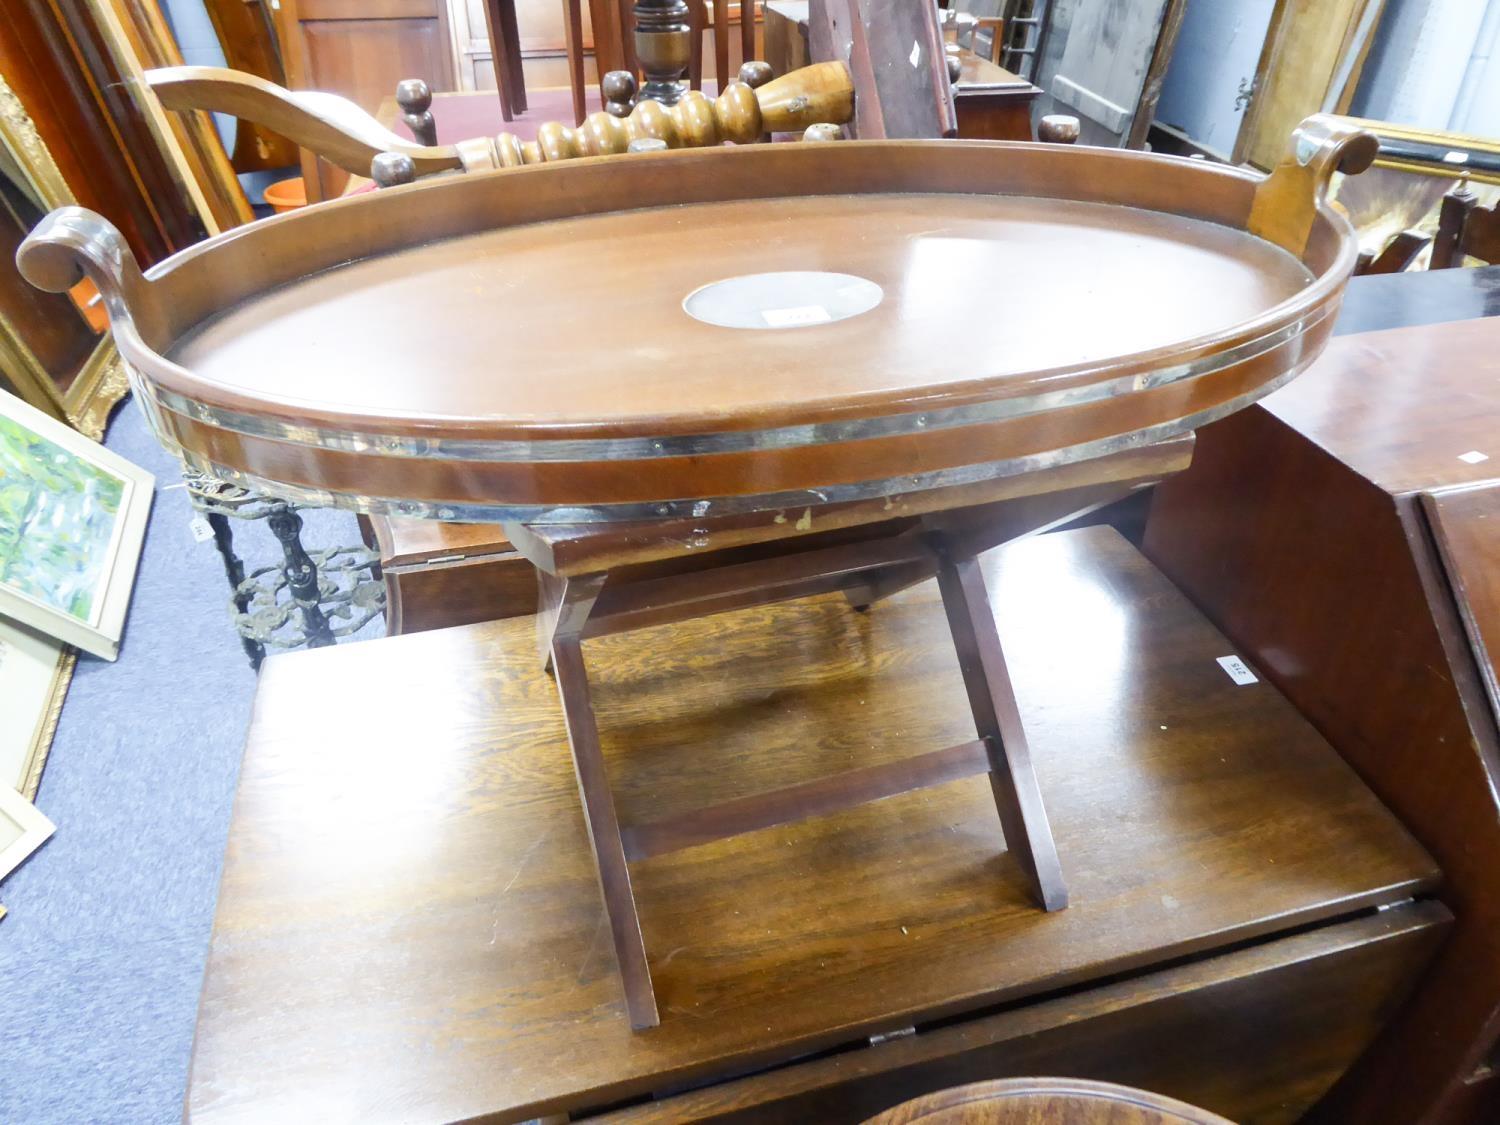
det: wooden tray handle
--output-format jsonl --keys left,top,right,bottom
{"left": 16, "top": 207, "right": 166, "bottom": 347}
{"left": 405, "top": 60, "right": 856, "bottom": 172}
{"left": 1249, "top": 114, "right": 1379, "bottom": 257}
{"left": 146, "top": 66, "right": 464, "bottom": 178}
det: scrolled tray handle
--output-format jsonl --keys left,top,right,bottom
{"left": 1250, "top": 113, "right": 1379, "bottom": 258}
{"left": 17, "top": 207, "right": 162, "bottom": 345}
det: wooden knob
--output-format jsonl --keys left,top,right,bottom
{"left": 1038, "top": 114, "right": 1080, "bottom": 144}
{"left": 371, "top": 151, "right": 416, "bottom": 187}
{"left": 601, "top": 70, "right": 638, "bottom": 118}
{"left": 738, "top": 60, "right": 773, "bottom": 89}
{"left": 946, "top": 53, "right": 963, "bottom": 85}
{"left": 803, "top": 123, "right": 841, "bottom": 142}
{"left": 396, "top": 78, "right": 437, "bottom": 147}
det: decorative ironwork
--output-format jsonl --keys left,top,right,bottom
{"left": 232, "top": 543, "right": 384, "bottom": 650}
{"left": 183, "top": 467, "right": 384, "bottom": 668}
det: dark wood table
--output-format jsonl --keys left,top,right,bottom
{"left": 1146, "top": 263, "right": 1500, "bottom": 1125}
{"left": 183, "top": 525, "right": 1443, "bottom": 1123}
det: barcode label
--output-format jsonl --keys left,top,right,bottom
{"left": 1217, "top": 655, "right": 1258, "bottom": 685}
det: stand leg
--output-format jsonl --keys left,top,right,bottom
{"left": 267, "top": 504, "right": 335, "bottom": 649}
{"left": 933, "top": 542, "right": 1067, "bottom": 912}
{"left": 551, "top": 602, "right": 659, "bottom": 1029}
{"left": 208, "top": 511, "right": 265, "bottom": 671}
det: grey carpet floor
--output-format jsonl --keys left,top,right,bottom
{"left": 0, "top": 396, "right": 378, "bottom": 1125}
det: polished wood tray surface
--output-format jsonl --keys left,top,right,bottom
{"left": 19, "top": 119, "right": 1377, "bottom": 522}
{"left": 169, "top": 195, "right": 1308, "bottom": 426}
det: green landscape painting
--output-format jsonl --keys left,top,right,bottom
{"left": 0, "top": 413, "right": 125, "bottom": 626}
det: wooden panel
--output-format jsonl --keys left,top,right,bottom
{"left": 201, "top": 0, "right": 298, "bottom": 170}
{"left": 383, "top": 548, "right": 537, "bottom": 632}
{"left": 103, "top": 0, "right": 253, "bottom": 231}
{"left": 278, "top": 0, "right": 454, "bottom": 200}
{"left": 1143, "top": 317, "right": 1500, "bottom": 1125}
{"left": 764, "top": 0, "right": 809, "bottom": 75}
{"left": 187, "top": 527, "right": 1436, "bottom": 1123}
{"left": 807, "top": 0, "right": 954, "bottom": 138}
{"left": 1035, "top": 0, "right": 1172, "bottom": 146}
{"left": 1253, "top": 317, "right": 1500, "bottom": 496}
{"left": 1423, "top": 484, "right": 1500, "bottom": 730}
{"left": 599, "top": 903, "right": 1450, "bottom": 1124}
{"left": 1237, "top": 0, "right": 1380, "bottom": 170}
{"left": 0, "top": 0, "right": 201, "bottom": 262}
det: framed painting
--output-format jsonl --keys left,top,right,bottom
{"left": 0, "top": 390, "right": 153, "bottom": 660}
{"left": 0, "top": 782, "right": 54, "bottom": 885}
{"left": 0, "top": 616, "right": 72, "bottom": 799}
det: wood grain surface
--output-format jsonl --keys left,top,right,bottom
{"left": 1254, "top": 316, "right": 1500, "bottom": 496}
{"left": 169, "top": 194, "right": 1307, "bottom": 429}
{"left": 862, "top": 1076, "right": 1233, "bottom": 1125}
{"left": 187, "top": 527, "right": 1436, "bottom": 1123}
{"left": 596, "top": 904, "right": 1447, "bottom": 1123}
{"left": 1423, "top": 484, "right": 1500, "bottom": 727}
{"left": 1143, "top": 314, "right": 1500, "bottom": 1125}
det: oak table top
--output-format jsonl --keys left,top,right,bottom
{"left": 185, "top": 528, "right": 1435, "bottom": 1124}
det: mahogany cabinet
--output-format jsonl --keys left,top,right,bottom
{"left": 1145, "top": 270, "right": 1500, "bottom": 1124}
{"left": 278, "top": 0, "right": 457, "bottom": 200}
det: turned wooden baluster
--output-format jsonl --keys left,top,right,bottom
{"left": 482, "top": 59, "right": 853, "bottom": 168}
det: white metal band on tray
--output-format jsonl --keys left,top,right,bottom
{"left": 162, "top": 356, "right": 1314, "bottom": 524}
{"left": 142, "top": 306, "right": 1329, "bottom": 467}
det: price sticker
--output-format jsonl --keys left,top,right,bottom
{"left": 189, "top": 515, "right": 215, "bottom": 543}
{"left": 1216, "top": 655, "right": 1258, "bottom": 686}
{"left": 762, "top": 304, "right": 832, "bottom": 328}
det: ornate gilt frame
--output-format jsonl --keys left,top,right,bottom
{"left": 0, "top": 72, "right": 131, "bottom": 441}
{"left": 0, "top": 74, "right": 126, "bottom": 798}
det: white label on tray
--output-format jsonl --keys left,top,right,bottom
{"left": 1459, "top": 450, "right": 1490, "bottom": 464}
{"left": 763, "top": 304, "right": 832, "bottom": 328}
{"left": 1217, "top": 655, "right": 1258, "bottom": 686}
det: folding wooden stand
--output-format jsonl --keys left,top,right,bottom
{"left": 513, "top": 440, "right": 1191, "bottom": 1028}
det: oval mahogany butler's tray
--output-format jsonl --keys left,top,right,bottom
{"left": 19, "top": 116, "right": 1376, "bottom": 523}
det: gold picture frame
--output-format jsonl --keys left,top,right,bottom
{"left": 0, "top": 616, "right": 73, "bottom": 801}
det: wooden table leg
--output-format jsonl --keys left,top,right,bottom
{"left": 713, "top": 0, "right": 730, "bottom": 90}
{"left": 550, "top": 588, "right": 660, "bottom": 1030}
{"left": 688, "top": 0, "right": 704, "bottom": 89}
{"left": 562, "top": 0, "right": 588, "bottom": 124}
{"left": 740, "top": 0, "right": 755, "bottom": 66}
{"left": 500, "top": 0, "right": 529, "bottom": 113}
{"left": 484, "top": 0, "right": 518, "bottom": 120}
{"left": 933, "top": 541, "right": 1068, "bottom": 912}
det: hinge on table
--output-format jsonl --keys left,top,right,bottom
{"left": 869, "top": 1026, "right": 917, "bottom": 1046}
